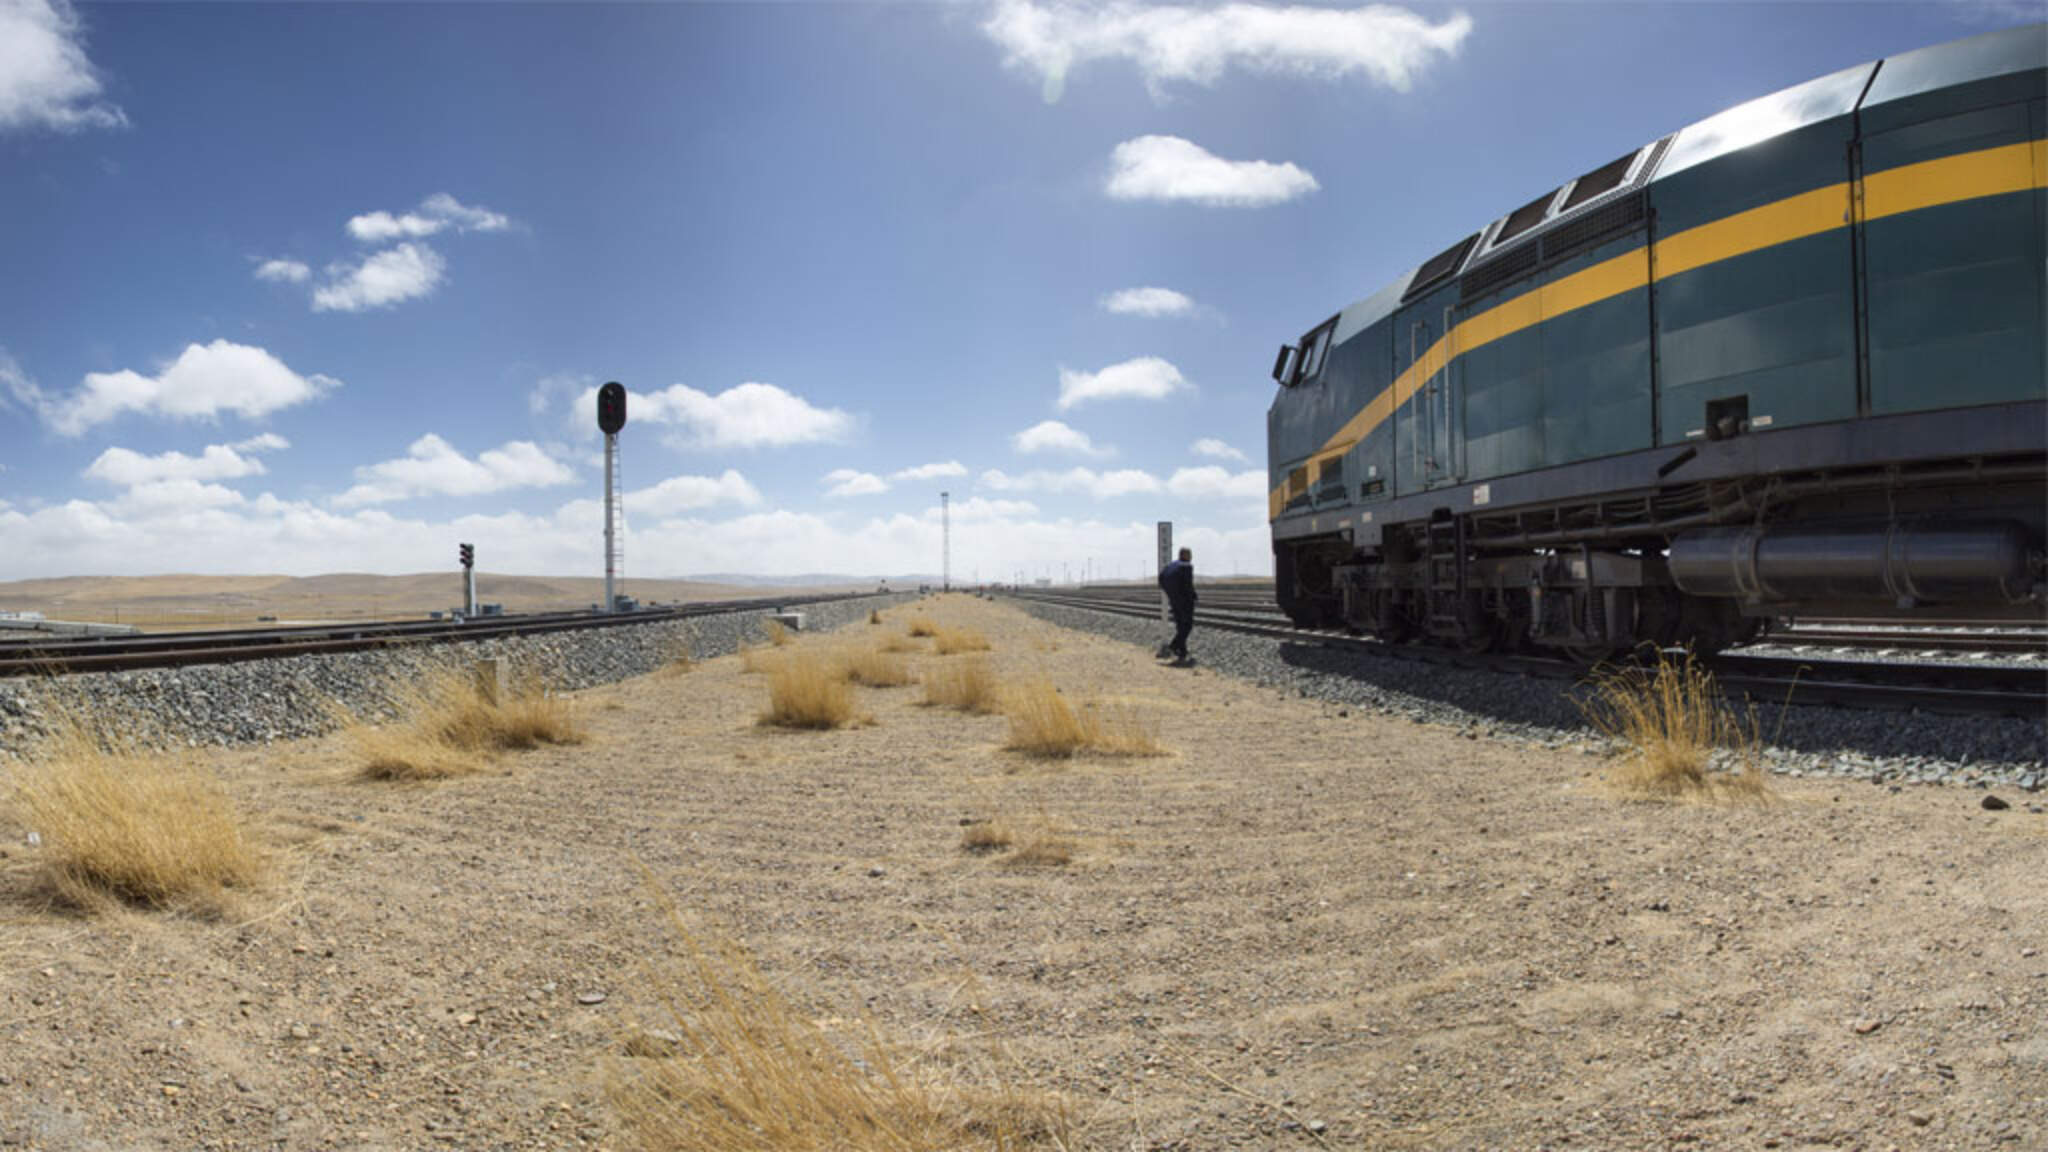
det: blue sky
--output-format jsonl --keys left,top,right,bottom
{"left": 0, "top": 0, "right": 2023, "bottom": 581}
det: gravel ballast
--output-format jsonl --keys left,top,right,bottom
{"left": 1012, "top": 597, "right": 2047, "bottom": 792}
{"left": 0, "top": 594, "right": 910, "bottom": 757}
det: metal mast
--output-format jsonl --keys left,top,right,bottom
{"left": 604, "top": 430, "right": 618, "bottom": 613}
{"left": 940, "top": 491, "right": 951, "bottom": 591}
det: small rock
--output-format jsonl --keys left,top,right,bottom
{"left": 288, "top": 1023, "right": 311, "bottom": 1040}
{"left": 1852, "top": 1018, "right": 1882, "bottom": 1035}
{"left": 1908, "top": 1111, "right": 1933, "bottom": 1127}
{"left": 1981, "top": 795, "right": 2009, "bottom": 811}
{"left": 868, "top": 866, "right": 886, "bottom": 878}
{"left": 577, "top": 992, "right": 607, "bottom": 1006}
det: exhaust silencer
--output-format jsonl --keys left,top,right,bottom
{"left": 1668, "top": 521, "right": 2035, "bottom": 605}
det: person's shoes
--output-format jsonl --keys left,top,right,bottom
{"left": 1155, "top": 644, "right": 1175, "bottom": 659}
{"left": 1170, "top": 654, "right": 1194, "bottom": 667}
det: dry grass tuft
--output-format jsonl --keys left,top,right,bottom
{"left": 922, "top": 657, "right": 1001, "bottom": 714}
{"left": 1006, "top": 828, "right": 1075, "bottom": 868}
{"left": 960, "top": 813, "right": 1074, "bottom": 867}
{"left": 6, "top": 704, "right": 263, "bottom": 913}
{"left": 658, "top": 631, "right": 695, "bottom": 677}
{"left": 1579, "top": 649, "right": 1771, "bottom": 802}
{"left": 763, "top": 618, "right": 794, "bottom": 647}
{"left": 840, "top": 647, "right": 914, "bottom": 688}
{"left": 933, "top": 628, "right": 992, "bottom": 656}
{"left": 352, "top": 666, "right": 586, "bottom": 781}
{"left": 759, "top": 651, "right": 858, "bottom": 730}
{"left": 869, "top": 609, "right": 883, "bottom": 626}
{"left": 739, "top": 645, "right": 783, "bottom": 675}
{"left": 608, "top": 886, "right": 1068, "bottom": 1152}
{"left": 879, "top": 634, "right": 924, "bottom": 654}
{"left": 959, "top": 818, "right": 1014, "bottom": 853}
{"left": 905, "top": 617, "right": 939, "bottom": 638}
{"left": 1003, "top": 681, "right": 1164, "bottom": 759}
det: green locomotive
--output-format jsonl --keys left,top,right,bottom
{"left": 1267, "top": 25, "right": 2047, "bottom": 656}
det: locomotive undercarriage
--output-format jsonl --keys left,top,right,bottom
{"left": 1280, "top": 457, "right": 2047, "bottom": 659}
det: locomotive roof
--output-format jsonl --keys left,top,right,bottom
{"left": 1319, "top": 22, "right": 2045, "bottom": 347}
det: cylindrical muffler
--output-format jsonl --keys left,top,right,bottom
{"left": 1668, "top": 521, "right": 2036, "bottom": 605}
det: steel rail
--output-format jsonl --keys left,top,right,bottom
{"left": 0, "top": 591, "right": 877, "bottom": 677}
{"left": 1001, "top": 590, "right": 2047, "bottom": 718}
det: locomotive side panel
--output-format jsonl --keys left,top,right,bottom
{"left": 1649, "top": 64, "right": 1871, "bottom": 445}
{"left": 1858, "top": 33, "right": 2046, "bottom": 417}
{"left": 1532, "top": 231, "right": 1655, "bottom": 468}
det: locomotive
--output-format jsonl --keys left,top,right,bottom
{"left": 1266, "top": 25, "right": 2047, "bottom": 658}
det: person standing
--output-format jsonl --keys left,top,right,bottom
{"left": 1157, "top": 546, "right": 1197, "bottom": 665}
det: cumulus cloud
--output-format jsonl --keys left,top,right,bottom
{"left": 83, "top": 435, "right": 288, "bottom": 488}
{"left": 1057, "top": 356, "right": 1187, "bottom": 409}
{"left": 982, "top": 0, "right": 1473, "bottom": 103}
{"left": 622, "top": 470, "right": 762, "bottom": 517}
{"left": 346, "top": 193, "right": 512, "bottom": 244}
{"left": 1102, "top": 286, "right": 1195, "bottom": 317}
{"left": 1106, "top": 135, "right": 1317, "bottom": 207}
{"left": 980, "top": 466, "right": 1160, "bottom": 499}
{"left": 1190, "top": 437, "right": 1248, "bottom": 463}
{"left": 0, "top": 0, "right": 126, "bottom": 133}
{"left": 312, "top": 243, "right": 447, "bottom": 312}
{"left": 38, "top": 340, "right": 336, "bottom": 437}
{"left": 0, "top": 348, "right": 48, "bottom": 414}
{"left": 1167, "top": 465, "right": 1267, "bottom": 502}
{"left": 822, "top": 468, "right": 889, "bottom": 498}
{"left": 335, "top": 434, "right": 574, "bottom": 507}
{"left": 893, "top": 460, "right": 968, "bottom": 481}
{"left": 1013, "top": 419, "right": 1111, "bottom": 457}
{"left": 254, "top": 258, "right": 311, "bottom": 284}
{"left": 581, "top": 381, "right": 853, "bottom": 450}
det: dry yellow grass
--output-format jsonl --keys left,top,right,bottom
{"left": 6, "top": 705, "right": 262, "bottom": 913}
{"left": 933, "top": 628, "right": 992, "bottom": 656}
{"left": 922, "top": 657, "right": 1001, "bottom": 715}
{"left": 840, "top": 647, "right": 914, "bottom": 688}
{"left": 609, "top": 887, "right": 1066, "bottom": 1152}
{"left": 905, "top": 617, "right": 939, "bottom": 638}
{"left": 759, "top": 651, "right": 858, "bottom": 730}
{"left": 764, "top": 618, "right": 794, "bottom": 647}
{"left": 869, "top": 609, "right": 883, "bottom": 626}
{"left": 739, "top": 645, "right": 782, "bottom": 675}
{"left": 960, "top": 815, "right": 1073, "bottom": 867}
{"left": 352, "top": 665, "right": 587, "bottom": 781}
{"left": 1579, "top": 650, "right": 1771, "bottom": 802}
{"left": 879, "top": 634, "right": 924, "bottom": 654}
{"left": 1003, "top": 681, "right": 1164, "bottom": 759}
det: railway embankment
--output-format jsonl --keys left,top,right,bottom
{"left": 0, "top": 593, "right": 909, "bottom": 757}
{"left": 1012, "top": 599, "right": 2047, "bottom": 794}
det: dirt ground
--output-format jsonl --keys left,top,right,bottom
{"left": 2, "top": 595, "right": 2044, "bottom": 1150}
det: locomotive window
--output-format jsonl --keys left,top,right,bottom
{"left": 1297, "top": 318, "right": 1336, "bottom": 382}
{"left": 1492, "top": 188, "right": 1558, "bottom": 247}
{"left": 1559, "top": 149, "right": 1638, "bottom": 211}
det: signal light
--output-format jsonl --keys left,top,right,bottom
{"left": 459, "top": 543, "right": 474, "bottom": 569}
{"left": 596, "top": 381, "right": 627, "bottom": 435}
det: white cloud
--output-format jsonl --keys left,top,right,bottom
{"left": 0, "top": 0, "right": 126, "bottom": 133}
{"left": 312, "top": 243, "right": 447, "bottom": 312}
{"left": 0, "top": 491, "right": 1277, "bottom": 582}
{"left": 0, "top": 348, "right": 48, "bottom": 414}
{"left": 335, "top": 434, "right": 574, "bottom": 507}
{"left": 893, "top": 460, "right": 968, "bottom": 481}
{"left": 982, "top": 0, "right": 1472, "bottom": 103}
{"left": 346, "top": 193, "right": 512, "bottom": 244}
{"left": 822, "top": 468, "right": 889, "bottom": 498}
{"left": 927, "top": 496, "right": 1039, "bottom": 521}
{"left": 254, "top": 258, "right": 311, "bottom": 284}
{"left": 579, "top": 381, "right": 852, "bottom": 450}
{"left": 41, "top": 339, "right": 336, "bottom": 436}
{"left": 980, "top": 466, "right": 1160, "bottom": 500}
{"left": 1012, "top": 419, "right": 1111, "bottom": 457}
{"left": 1057, "top": 356, "right": 1187, "bottom": 409}
{"left": 1106, "top": 135, "right": 1317, "bottom": 207}
{"left": 621, "top": 470, "right": 762, "bottom": 517}
{"left": 83, "top": 436, "right": 288, "bottom": 488}
{"left": 1102, "top": 286, "right": 1195, "bottom": 317}
{"left": 1167, "top": 465, "right": 1267, "bottom": 502}
{"left": 529, "top": 373, "right": 593, "bottom": 417}
{"left": 1190, "top": 437, "right": 1248, "bottom": 463}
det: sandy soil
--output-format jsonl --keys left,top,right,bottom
{"left": 0, "top": 574, "right": 864, "bottom": 631}
{"left": 1, "top": 595, "right": 2043, "bottom": 1150}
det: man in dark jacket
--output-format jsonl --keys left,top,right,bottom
{"left": 1157, "top": 547, "right": 1197, "bottom": 664}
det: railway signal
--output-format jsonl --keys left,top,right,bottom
{"left": 597, "top": 382, "right": 627, "bottom": 612}
{"left": 459, "top": 543, "right": 476, "bottom": 617}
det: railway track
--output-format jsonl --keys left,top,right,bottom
{"left": 1004, "top": 589, "right": 2048, "bottom": 718}
{"left": 0, "top": 591, "right": 878, "bottom": 677}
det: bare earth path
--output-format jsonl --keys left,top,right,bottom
{"left": 2, "top": 595, "right": 2044, "bottom": 1150}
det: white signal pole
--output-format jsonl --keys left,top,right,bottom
{"left": 940, "top": 491, "right": 951, "bottom": 592}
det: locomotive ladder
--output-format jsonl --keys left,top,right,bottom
{"left": 1424, "top": 517, "right": 1468, "bottom": 633}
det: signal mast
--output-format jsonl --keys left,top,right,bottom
{"left": 596, "top": 382, "right": 628, "bottom": 613}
